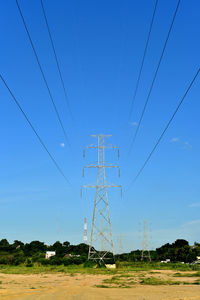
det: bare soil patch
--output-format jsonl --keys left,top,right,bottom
{"left": 0, "top": 270, "right": 200, "bottom": 299}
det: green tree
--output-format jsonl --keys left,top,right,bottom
{"left": 0, "top": 239, "right": 10, "bottom": 250}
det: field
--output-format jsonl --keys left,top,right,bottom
{"left": 0, "top": 263, "right": 200, "bottom": 299}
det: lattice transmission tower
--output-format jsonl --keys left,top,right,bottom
{"left": 83, "top": 217, "right": 88, "bottom": 244}
{"left": 82, "top": 134, "right": 121, "bottom": 264}
{"left": 141, "top": 220, "right": 151, "bottom": 261}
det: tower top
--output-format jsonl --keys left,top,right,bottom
{"left": 90, "top": 134, "right": 112, "bottom": 137}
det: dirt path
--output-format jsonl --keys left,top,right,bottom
{"left": 0, "top": 272, "right": 200, "bottom": 300}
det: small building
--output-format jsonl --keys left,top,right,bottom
{"left": 64, "top": 254, "right": 80, "bottom": 258}
{"left": 64, "top": 254, "right": 72, "bottom": 258}
{"left": 105, "top": 264, "right": 116, "bottom": 269}
{"left": 161, "top": 259, "right": 170, "bottom": 263}
{"left": 45, "top": 251, "right": 56, "bottom": 259}
{"left": 193, "top": 256, "right": 200, "bottom": 264}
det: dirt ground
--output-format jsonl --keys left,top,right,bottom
{"left": 0, "top": 271, "right": 200, "bottom": 300}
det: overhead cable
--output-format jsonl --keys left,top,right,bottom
{"left": 40, "top": 0, "right": 73, "bottom": 120}
{"left": 129, "top": 0, "right": 159, "bottom": 120}
{"left": 127, "top": 67, "right": 200, "bottom": 190}
{"left": 129, "top": 0, "right": 181, "bottom": 154}
{"left": 0, "top": 73, "right": 71, "bottom": 185}
{"left": 16, "top": 0, "right": 71, "bottom": 148}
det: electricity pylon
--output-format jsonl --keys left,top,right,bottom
{"left": 82, "top": 134, "right": 121, "bottom": 264}
{"left": 141, "top": 220, "right": 151, "bottom": 261}
{"left": 83, "top": 218, "right": 87, "bottom": 244}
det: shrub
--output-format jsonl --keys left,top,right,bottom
{"left": 26, "top": 259, "right": 33, "bottom": 267}
{"left": 13, "top": 255, "right": 26, "bottom": 265}
{"left": 83, "top": 260, "right": 97, "bottom": 268}
{"left": 63, "top": 258, "right": 73, "bottom": 266}
{"left": 40, "top": 258, "right": 49, "bottom": 265}
{"left": 49, "top": 256, "right": 63, "bottom": 265}
{"left": 0, "top": 256, "right": 10, "bottom": 265}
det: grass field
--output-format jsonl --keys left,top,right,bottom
{"left": 0, "top": 262, "right": 200, "bottom": 299}
{"left": 0, "top": 261, "right": 199, "bottom": 275}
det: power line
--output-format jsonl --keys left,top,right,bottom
{"left": 40, "top": 0, "right": 73, "bottom": 120}
{"left": 129, "top": 0, "right": 159, "bottom": 120}
{"left": 0, "top": 73, "right": 70, "bottom": 185}
{"left": 129, "top": 0, "right": 181, "bottom": 154}
{"left": 127, "top": 67, "right": 200, "bottom": 190}
{"left": 16, "top": 0, "right": 71, "bottom": 148}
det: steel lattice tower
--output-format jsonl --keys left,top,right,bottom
{"left": 83, "top": 218, "right": 88, "bottom": 244}
{"left": 141, "top": 220, "right": 151, "bottom": 261}
{"left": 82, "top": 134, "right": 121, "bottom": 264}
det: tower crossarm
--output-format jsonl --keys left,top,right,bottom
{"left": 84, "top": 144, "right": 119, "bottom": 149}
{"left": 83, "top": 164, "right": 120, "bottom": 177}
{"left": 83, "top": 134, "right": 120, "bottom": 159}
{"left": 81, "top": 184, "right": 122, "bottom": 199}
{"left": 83, "top": 145, "right": 119, "bottom": 159}
{"left": 84, "top": 164, "right": 119, "bottom": 168}
{"left": 82, "top": 184, "right": 121, "bottom": 189}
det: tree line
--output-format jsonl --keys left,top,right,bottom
{"left": 0, "top": 238, "right": 199, "bottom": 266}
{"left": 117, "top": 239, "right": 200, "bottom": 263}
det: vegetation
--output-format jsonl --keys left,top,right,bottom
{"left": 0, "top": 239, "right": 88, "bottom": 266}
{"left": 173, "top": 271, "right": 200, "bottom": 277}
{"left": 98, "top": 274, "right": 200, "bottom": 288}
{"left": 0, "top": 238, "right": 199, "bottom": 270}
{"left": 0, "top": 238, "right": 199, "bottom": 289}
{"left": 116, "top": 261, "right": 199, "bottom": 271}
{"left": 139, "top": 277, "right": 181, "bottom": 285}
{"left": 116, "top": 240, "right": 200, "bottom": 263}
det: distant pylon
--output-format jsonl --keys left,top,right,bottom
{"left": 83, "top": 218, "right": 88, "bottom": 244}
{"left": 82, "top": 134, "right": 122, "bottom": 264}
{"left": 141, "top": 220, "right": 151, "bottom": 261}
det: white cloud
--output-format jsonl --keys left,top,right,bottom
{"left": 170, "top": 137, "right": 180, "bottom": 143}
{"left": 129, "top": 121, "right": 138, "bottom": 127}
{"left": 170, "top": 138, "right": 192, "bottom": 150}
{"left": 186, "top": 219, "right": 200, "bottom": 226}
{"left": 183, "top": 141, "right": 192, "bottom": 149}
{"left": 189, "top": 202, "right": 200, "bottom": 208}
{"left": 60, "top": 143, "right": 65, "bottom": 148}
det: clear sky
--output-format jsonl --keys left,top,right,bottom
{"left": 0, "top": 0, "right": 199, "bottom": 252}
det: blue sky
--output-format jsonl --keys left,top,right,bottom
{"left": 0, "top": 0, "right": 199, "bottom": 252}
